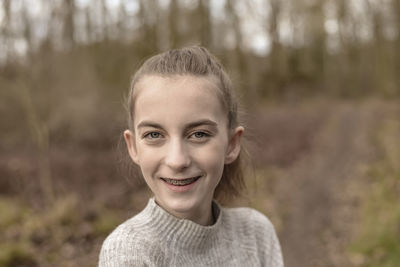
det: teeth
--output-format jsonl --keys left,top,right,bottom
{"left": 163, "top": 176, "right": 200, "bottom": 186}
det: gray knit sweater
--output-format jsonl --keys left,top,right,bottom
{"left": 99, "top": 198, "right": 283, "bottom": 266}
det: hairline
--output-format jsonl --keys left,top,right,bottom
{"left": 129, "top": 73, "right": 231, "bottom": 131}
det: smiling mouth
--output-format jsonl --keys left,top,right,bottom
{"left": 161, "top": 176, "right": 201, "bottom": 186}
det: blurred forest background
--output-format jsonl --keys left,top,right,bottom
{"left": 0, "top": 0, "right": 399, "bottom": 266}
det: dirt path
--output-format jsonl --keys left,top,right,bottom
{"left": 274, "top": 102, "right": 380, "bottom": 267}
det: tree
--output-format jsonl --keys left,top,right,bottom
{"left": 197, "top": 0, "right": 212, "bottom": 47}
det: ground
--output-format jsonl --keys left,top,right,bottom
{"left": 0, "top": 98, "right": 398, "bottom": 266}
{"left": 246, "top": 99, "right": 398, "bottom": 267}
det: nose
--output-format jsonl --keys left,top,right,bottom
{"left": 164, "top": 139, "right": 191, "bottom": 171}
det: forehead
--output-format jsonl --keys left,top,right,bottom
{"left": 133, "top": 75, "right": 227, "bottom": 126}
{"left": 135, "top": 74, "right": 221, "bottom": 96}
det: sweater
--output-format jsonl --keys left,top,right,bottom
{"left": 99, "top": 198, "right": 284, "bottom": 267}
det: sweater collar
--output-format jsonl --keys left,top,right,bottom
{"left": 140, "top": 198, "right": 222, "bottom": 249}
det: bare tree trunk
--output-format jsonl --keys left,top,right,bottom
{"left": 1, "top": 0, "right": 12, "bottom": 62}
{"left": 224, "top": 0, "right": 253, "bottom": 106}
{"left": 116, "top": 2, "right": 128, "bottom": 41}
{"left": 367, "top": 0, "right": 393, "bottom": 95}
{"left": 336, "top": 0, "right": 363, "bottom": 95}
{"left": 21, "top": 5, "right": 33, "bottom": 57}
{"left": 40, "top": 0, "right": 57, "bottom": 52}
{"left": 268, "top": 0, "right": 283, "bottom": 97}
{"left": 100, "top": 0, "right": 110, "bottom": 41}
{"left": 17, "top": 80, "right": 55, "bottom": 205}
{"left": 63, "top": 0, "right": 76, "bottom": 48}
{"left": 84, "top": 7, "right": 93, "bottom": 43}
{"left": 197, "top": 0, "right": 212, "bottom": 48}
{"left": 137, "top": 0, "right": 159, "bottom": 53}
{"left": 169, "top": 0, "right": 180, "bottom": 48}
{"left": 393, "top": 0, "right": 400, "bottom": 95}
{"left": 308, "top": 1, "right": 326, "bottom": 78}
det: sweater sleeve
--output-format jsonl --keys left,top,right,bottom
{"left": 98, "top": 227, "right": 151, "bottom": 267}
{"left": 250, "top": 209, "right": 284, "bottom": 267}
{"left": 267, "top": 224, "right": 284, "bottom": 267}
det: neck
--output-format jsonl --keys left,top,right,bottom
{"left": 154, "top": 199, "right": 214, "bottom": 226}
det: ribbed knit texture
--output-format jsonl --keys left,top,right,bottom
{"left": 99, "top": 198, "right": 284, "bottom": 267}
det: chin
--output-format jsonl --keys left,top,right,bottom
{"left": 158, "top": 193, "right": 204, "bottom": 216}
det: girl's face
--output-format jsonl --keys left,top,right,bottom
{"left": 124, "top": 75, "right": 243, "bottom": 225}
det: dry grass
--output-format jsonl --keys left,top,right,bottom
{"left": 349, "top": 107, "right": 400, "bottom": 267}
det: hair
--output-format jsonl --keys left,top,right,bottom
{"left": 125, "top": 46, "right": 246, "bottom": 203}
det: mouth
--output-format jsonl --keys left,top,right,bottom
{"left": 161, "top": 176, "right": 202, "bottom": 186}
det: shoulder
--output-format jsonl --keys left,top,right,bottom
{"left": 221, "top": 206, "right": 284, "bottom": 266}
{"left": 100, "top": 215, "right": 141, "bottom": 250}
{"left": 98, "top": 215, "right": 155, "bottom": 267}
{"left": 222, "top": 206, "right": 275, "bottom": 234}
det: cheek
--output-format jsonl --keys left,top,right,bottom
{"left": 136, "top": 145, "right": 159, "bottom": 175}
{"left": 194, "top": 143, "right": 227, "bottom": 178}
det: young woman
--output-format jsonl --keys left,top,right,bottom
{"left": 99, "top": 46, "right": 283, "bottom": 266}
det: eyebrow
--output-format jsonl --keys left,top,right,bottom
{"left": 185, "top": 119, "right": 218, "bottom": 130}
{"left": 136, "top": 119, "right": 218, "bottom": 131}
{"left": 136, "top": 121, "right": 163, "bottom": 130}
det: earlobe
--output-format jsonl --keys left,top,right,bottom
{"left": 225, "top": 126, "right": 244, "bottom": 164}
{"left": 124, "top": 129, "right": 139, "bottom": 165}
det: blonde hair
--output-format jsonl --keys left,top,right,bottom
{"left": 126, "top": 46, "right": 245, "bottom": 203}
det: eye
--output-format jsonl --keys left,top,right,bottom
{"left": 189, "top": 131, "right": 210, "bottom": 139}
{"left": 144, "top": 132, "right": 162, "bottom": 139}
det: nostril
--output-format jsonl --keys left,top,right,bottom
{"left": 165, "top": 145, "right": 191, "bottom": 169}
{"left": 165, "top": 155, "right": 191, "bottom": 169}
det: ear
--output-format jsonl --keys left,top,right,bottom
{"left": 225, "top": 126, "right": 244, "bottom": 164}
{"left": 124, "top": 129, "right": 140, "bottom": 165}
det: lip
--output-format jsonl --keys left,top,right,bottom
{"left": 160, "top": 175, "right": 202, "bottom": 193}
